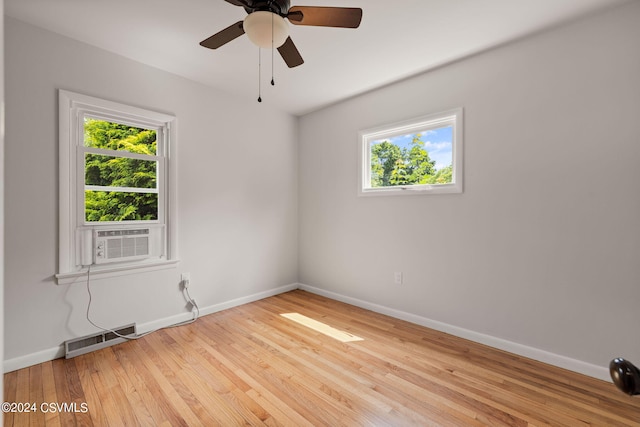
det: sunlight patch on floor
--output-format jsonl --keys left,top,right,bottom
{"left": 280, "top": 313, "right": 364, "bottom": 343}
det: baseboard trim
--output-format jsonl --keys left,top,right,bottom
{"left": 4, "top": 346, "right": 65, "bottom": 373}
{"left": 195, "top": 283, "right": 299, "bottom": 318}
{"left": 298, "top": 284, "right": 610, "bottom": 382}
{"left": 3, "top": 283, "right": 299, "bottom": 373}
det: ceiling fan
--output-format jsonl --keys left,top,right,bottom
{"left": 200, "top": 0, "right": 363, "bottom": 68}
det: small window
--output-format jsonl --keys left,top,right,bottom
{"left": 359, "top": 108, "right": 463, "bottom": 196}
{"left": 57, "top": 90, "right": 177, "bottom": 283}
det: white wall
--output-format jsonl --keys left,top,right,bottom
{"left": 4, "top": 17, "right": 298, "bottom": 367}
{"left": 298, "top": 1, "right": 640, "bottom": 377}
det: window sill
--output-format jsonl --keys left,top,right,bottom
{"left": 56, "top": 259, "right": 180, "bottom": 285}
{"left": 359, "top": 183, "right": 462, "bottom": 197}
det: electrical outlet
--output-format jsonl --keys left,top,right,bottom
{"left": 394, "top": 272, "right": 403, "bottom": 285}
{"left": 181, "top": 272, "right": 191, "bottom": 288}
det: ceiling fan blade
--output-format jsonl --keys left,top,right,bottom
{"left": 287, "top": 6, "right": 362, "bottom": 28}
{"left": 278, "top": 37, "right": 304, "bottom": 68}
{"left": 200, "top": 21, "right": 245, "bottom": 49}
{"left": 222, "top": 0, "right": 251, "bottom": 7}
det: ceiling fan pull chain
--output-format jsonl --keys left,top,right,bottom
{"left": 271, "top": 11, "right": 275, "bottom": 86}
{"left": 258, "top": 47, "right": 262, "bottom": 103}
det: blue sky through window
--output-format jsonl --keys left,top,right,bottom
{"left": 372, "top": 125, "right": 453, "bottom": 170}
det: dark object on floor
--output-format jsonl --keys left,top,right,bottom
{"left": 610, "top": 358, "right": 640, "bottom": 395}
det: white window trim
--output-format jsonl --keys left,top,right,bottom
{"left": 358, "top": 108, "right": 463, "bottom": 196}
{"left": 56, "top": 90, "right": 178, "bottom": 284}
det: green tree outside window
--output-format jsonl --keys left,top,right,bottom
{"left": 84, "top": 118, "right": 158, "bottom": 222}
{"left": 370, "top": 133, "right": 451, "bottom": 188}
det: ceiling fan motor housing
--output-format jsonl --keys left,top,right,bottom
{"left": 203, "top": 0, "right": 362, "bottom": 68}
{"left": 245, "top": 0, "right": 291, "bottom": 16}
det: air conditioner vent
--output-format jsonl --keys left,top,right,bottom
{"left": 94, "top": 227, "right": 162, "bottom": 264}
{"left": 106, "top": 236, "right": 147, "bottom": 259}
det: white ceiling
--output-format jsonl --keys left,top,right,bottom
{"left": 5, "top": 0, "right": 628, "bottom": 115}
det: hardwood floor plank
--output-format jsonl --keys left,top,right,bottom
{"left": 28, "top": 364, "right": 46, "bottom": 427}
{"left": 4, "top": 290, "right": 640, "bottom": 426}
{"left": 13, "top": 368, "right": 29, "bottom": 427}
{"left": 3, "top": 371, "right": 18, "bottom": 427}
{"left": 40, "top": 362, "right": 61, "bottom": 427}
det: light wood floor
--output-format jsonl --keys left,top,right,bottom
{"left": 4, "top": 290, "right": 640, "bottom": 426}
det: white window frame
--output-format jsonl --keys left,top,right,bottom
{"left": 56, "top": 90, "right": 178, "bottom": 284}
{"left": 358, "top": 108, "right": 463, "bottom": 196}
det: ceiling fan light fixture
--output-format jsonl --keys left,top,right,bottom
{"left": 244, "top": 11, "right": 289, "bottom": 49}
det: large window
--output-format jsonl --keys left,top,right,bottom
{"left": 57, "top": 90, "right": 177, "bottom": 283}
{"left": 359, "top": 108, "right": 463, "bottom": 196}
{"left": 83, "top": 117, "right": 160, "bottom": 223}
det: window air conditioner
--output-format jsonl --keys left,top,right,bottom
{"left": 79, "top": 226, "right": 163, "bottom": 265}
